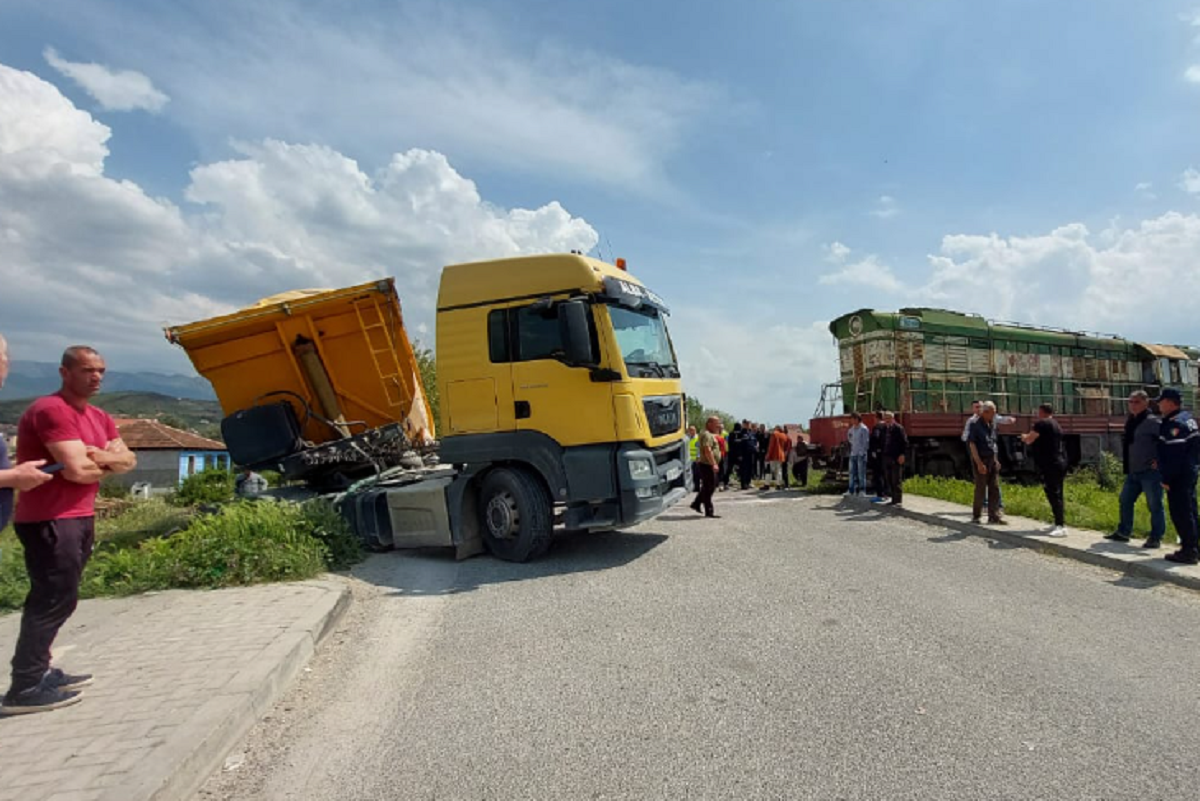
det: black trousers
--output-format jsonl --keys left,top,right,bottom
{"left": 692, "top": 463, "right": 717, "bottom": 515}
{"left": 792, "top": 459, "right": 809, "bottom": 487}
{"left": 1165, "top": 473, "right": 1200, "bottom": 555}
{"left": 870, "top": 456, "right": 886, "bottom": 496}
{"left": 884, "top": 458, "right": 904, "bottom": 503}
{"left": 737, "top": 455, "right": 754, "bottom": 489}
{"left": 1040, "top": 463, "right": 1066, "bottom": 527}
{"left": 9, "top": 517, "right": 95, "bottom": 695}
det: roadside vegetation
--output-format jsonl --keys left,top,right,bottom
{"left": 904, "top": 453, "right": 1184, "bottom": 544}
{"left": 1, "top": 469, "right": 362, "bottom": 613}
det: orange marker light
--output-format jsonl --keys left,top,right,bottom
{"left": 615, "top": 258, "right": 627, "bottom": 271}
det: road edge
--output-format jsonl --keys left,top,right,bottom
{"left": 872, "top": 500, "right": 1200, "bottom": 592}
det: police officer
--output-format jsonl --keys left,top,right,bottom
{"left": 1156, "top": 388, "right": 1200, "bottom": 565}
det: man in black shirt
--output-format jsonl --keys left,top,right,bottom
{"left": 1022, "top": 403, "right": 1068, "bottom": 537}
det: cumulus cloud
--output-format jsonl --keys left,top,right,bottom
{"left": 44, "top": 47, "right": 169, "bottom": 112}
{"left": 818, "top": 242, "right": 903, "bottom": 293}
{"left": 870, "top": 195, "right": 900, "bottom": 219}
{"left": 37, "top": 2, "right": 719, "bottom": 191}
{"left": 0, "top": 63, "right": 597, "bottom": 371}
{"left": 1179, "top": 167, "right": 1200, "bottom": 194}
{"left": 671, "top": 310, "right": 836, "bottom": 424}
{"left": 921, "top": 216, "right": 1200, "bottom": 339}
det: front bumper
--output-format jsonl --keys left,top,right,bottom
{"left": 617, "top": 439, "right": 689, "bottom": 526}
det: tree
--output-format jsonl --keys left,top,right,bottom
{"left": 686, "top": 395, "right": 735, "bottom": 431}
{"left": 414, "top": 345, "right": 440, "bottom": 434}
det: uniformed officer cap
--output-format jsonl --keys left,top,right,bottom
{"left": 1155, "top": 387, "right": 1182, "bottom": 403}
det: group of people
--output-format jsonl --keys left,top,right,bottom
{"left": 684, "top": 417, "right": 810, "bottom": 517}
{"left": 841, "top": 389, "right": 1200, "bottom": 565}
{"left": 0, "top": 336, "right": 137, "bottom": 716}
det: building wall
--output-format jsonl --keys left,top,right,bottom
{"left": 111, "top": 450, "right": 180, "bottom": 490}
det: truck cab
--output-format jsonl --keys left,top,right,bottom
{"left": 437, "top": 254, "right": 689, "bottom": 559}
{"left": 166, "top": 253, "right": 688, "bottom": 563}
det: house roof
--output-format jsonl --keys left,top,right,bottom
{"left": 113, "top": 418, "right": 225, "bottom": 451}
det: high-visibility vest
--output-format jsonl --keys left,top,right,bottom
{"left": 687, "top": 436, "right": 698, "bottom": 461}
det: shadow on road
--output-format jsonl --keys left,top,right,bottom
{"left": 351, "top": 530, "right": 669, "bottom": 597}
{"left": 928, "top": 530, "right": 970, "bottom": 544}
{"left": 1109, "top": 574, "right": 1162, "bottom": 590}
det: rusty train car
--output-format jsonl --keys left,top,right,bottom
{"left": 808, "top": 308, "right": 1200, "bottom": 478}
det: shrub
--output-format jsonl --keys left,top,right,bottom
{"left": 98, "top": 479, "right": 131, "bottom": 499}
{"left": 171, "top": 467, "right": 235, "bottom": 507}
{"left": 301, "top": 499, "right": 361, "bottom": 570}
{"left": 82, "top": 501, "right": 328, "bottom": 597}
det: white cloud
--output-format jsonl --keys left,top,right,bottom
{"left": 0, "top": 63, "right": 598, "bottom": 372}
{"left": 1186, "top": 65, "right": 1200, "bottom": 84}
{"left": 920, "top": 215, "right": 1200, "bottom": 339}
{"left": 870, "top": 194, "right": 900, "bottom": 219}
{"left": 41, "top": 2, "right": 719, "bottom": 192}
{"left": 818, "top": 242, "right": 903, "bottom": 293}
{"left": 1135, "top": 181, "right": 1156, "bottom": 200}
{"left": 44, "top": 47, "right": 169, "bottom": 112}
{"left": 824, "top": 241, "right": 851, "bottom": 262}
{"left": 672, "top": 310, "right": 836, "bottom": 424}
{"left": 1179, "top": 167, "right": 1200, "bottom": 194}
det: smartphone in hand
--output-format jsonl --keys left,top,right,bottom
{"left": 40, "top": 463, "right": 65, "bottom": 474}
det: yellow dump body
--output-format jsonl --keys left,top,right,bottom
{"left": 166, "top": 278, "right": 434, "bottom": 446}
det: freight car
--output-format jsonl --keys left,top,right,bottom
{"left": 808, "top": 308, "right": 1200, "bottom": 478}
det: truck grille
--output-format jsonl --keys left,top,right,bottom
{"left": 643, "top": 395, "right": 682, "bottom": 438}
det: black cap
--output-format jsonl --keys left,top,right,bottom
{"left": 1156, "top": 387, "right": 1182, "bottom": 404}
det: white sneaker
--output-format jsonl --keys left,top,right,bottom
{"left": 1048, "top": 526, "right": 1068, "bottom": 538}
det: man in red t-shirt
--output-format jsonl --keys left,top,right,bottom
{"left": 2, "top": 346, "right": 136, "bottom": 716}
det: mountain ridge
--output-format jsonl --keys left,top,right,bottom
{"left": 1, "top": 360, "right": 216, "bottom": 401}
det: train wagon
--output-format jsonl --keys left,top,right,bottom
{"left": 808, "top": 308, "right": 1200, "bottom": 478}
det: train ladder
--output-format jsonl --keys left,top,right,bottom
{"left": 352, "top": 297, "right": 407, "bottom": 413}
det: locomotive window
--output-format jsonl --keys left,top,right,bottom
{"left": 1016, "top": 342, "right": 1029, "bottom": 353}
{"left": 1171, "top": 360, "right": 1183, "bottom": 384}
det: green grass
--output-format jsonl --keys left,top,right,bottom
{"left": 904, "top": 473, "right": 1184, "bottom": 543}
{"left": 1, "top": 498, "right": 361, "bottom": 612}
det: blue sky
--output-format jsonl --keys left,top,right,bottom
{"left": 4, "top": 0, "right": 1200, "bottom": 422}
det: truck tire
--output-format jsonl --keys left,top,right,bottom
{"left": 478, "top": 467, "right": 554, "bottom": 562}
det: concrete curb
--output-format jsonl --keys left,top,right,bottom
{"left": 850, "top": 497, "right": 1200, "bottom": 593}
{"left": 97, "top": 579, "right": 352, "bottom": 801}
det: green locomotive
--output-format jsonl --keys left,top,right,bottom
{"left": 809, "top": 308, "right": 1200, "bottom": 477}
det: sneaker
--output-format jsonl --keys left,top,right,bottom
{"left": 1105, "top": 531, "right": 1131, "bottom": 542}
{"left": 0, "top": 685, "right": 82, "bottom": 716}
{"left": 987, "top": 518, "right": 1008, "bottom": 526}
{"left": 871, "top": 496, "right": 890, "bottom": 504}
{"left": 688, "top": 502, "right": 702, "bottom": 515}
{"left": 1165, "top": 550, "right": 1200, "bottom": 565}
{"left": 971, "top": 517, "right": 982, "bottom": 525}
{"left": 43, "top": 667, "right": 94, "bottom": 692}
{"left": 1143, "top": 538, "right": 1162, "bottom": 550}
{"left": 888, "top": 501, "right": 903, "bottom": 507}
{"left": 1047, "top": 526, "right": 1068, "bottom": 538}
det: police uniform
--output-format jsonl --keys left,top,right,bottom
{"left": 1156, "top": 388, "right": 1200, "bottom": 563}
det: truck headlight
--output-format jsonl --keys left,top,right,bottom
{"left": 635, "top": 486, "right": 658, "bottom": 499}
{"left": 629, "top": 458, "right": 655, "bottom": 480}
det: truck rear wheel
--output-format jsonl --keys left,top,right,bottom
{"left": 478, "top": 467, "right": 553, "bottom": 562}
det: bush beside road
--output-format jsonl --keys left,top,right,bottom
{"left": 1, "top": 495, "right": 362, "bottom": 612}
{"left": 904, "top": 470, "right": 1188, "bottom": 544}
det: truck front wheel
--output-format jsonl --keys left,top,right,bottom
{"left": 478, "top": 467, "right": 553, "bottom": 562}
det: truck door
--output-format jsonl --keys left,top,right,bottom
{"left": 506, "top": 301, "right": 618, "bottom": 448}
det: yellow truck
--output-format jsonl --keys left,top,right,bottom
{"left": 166, "top": 253, "right": 689, "bottom": 561}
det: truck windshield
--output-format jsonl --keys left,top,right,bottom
{"left": 609, "top": 305, "right": 680, "bottom": 378}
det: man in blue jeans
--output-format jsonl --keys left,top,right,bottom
{"left": 1106, "top": 390, "right": 1166, "bottom": 548}
{"left": 845, "top": 412, "right": 870, "bottom": 496}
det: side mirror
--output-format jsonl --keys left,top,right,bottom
{"left": 558, "top": 300, "right": 596, "bottom": 366}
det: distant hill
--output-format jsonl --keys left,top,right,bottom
{"left": 1, "top": 360, "right": 216, "bottom": 401}
{"left": 0, "top": 392, "right": 224, "bottom": 439}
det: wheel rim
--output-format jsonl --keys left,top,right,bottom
{"left": 485, "top": 491, "right": 520, "bottom": 539}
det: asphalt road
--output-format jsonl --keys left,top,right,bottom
{"left": 198, "top": 491, "right": 1200, "bottom": 800}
